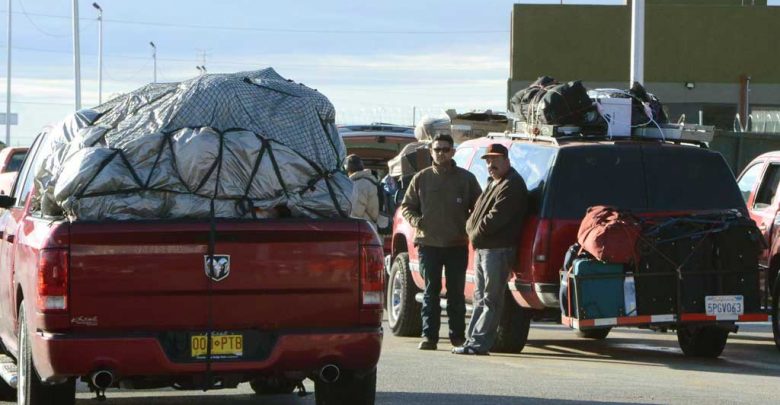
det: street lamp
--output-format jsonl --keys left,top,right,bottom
{"left": 196, "top": 65, "right": 207, "bottom": 76}
{"left": 6, "top": 0, "right": 12, "bottom": 145}
{"left": 72, "top": 0, "right": 82, "bottom": 110}
{"left": 149, "top": 41, "right": 157, "bottom": 83}
{"left": 92, "top": 3, "right": 103, "bottom": 105}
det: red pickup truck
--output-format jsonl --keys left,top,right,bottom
{"left": 0, "top": 132, "right": 384, "bottom": 404}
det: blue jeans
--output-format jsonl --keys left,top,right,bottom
{"left": 418, "top": 245, "right": 468, "bottom": 343}
{"left": 467, "top": 247, "right": 516, "bottom": 353}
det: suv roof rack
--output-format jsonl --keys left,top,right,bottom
{"left": 486, "top": 131, "right": 558, "bottom": 145}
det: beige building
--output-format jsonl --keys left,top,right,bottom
{"left": 509, "top": 0, "right": 780, "bottom": 130}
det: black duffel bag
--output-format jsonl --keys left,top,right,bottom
{"left": 536, "top": 80, "right": 598, "bottom": 127}
{"left": 509, "top": 76, "right": 558, "bottom": 123}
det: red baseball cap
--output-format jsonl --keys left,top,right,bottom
{"left": 480, "top": 143, "right": 509, "bottom": 159}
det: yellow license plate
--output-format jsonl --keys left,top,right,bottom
{"left": 191, "top": 334, "right": 243, "bottom": 357}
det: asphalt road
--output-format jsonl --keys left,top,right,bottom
{"left": 2, "top": 319, "right": 778, "bottom": 404}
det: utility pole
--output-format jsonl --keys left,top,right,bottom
{"left": 149, "top": 42, "right": 157, "bottom": 83}
{"left": 630, "top": 0, "right": 645, "bottom": 86}
{"left": 72, "top": 0, "right": 82, "bottom": 110}
{"left": 5, "top": 0, "right": 12, "bottom": 145}
{"left": 93, "top": 3, "right": 103, "bottom": 104}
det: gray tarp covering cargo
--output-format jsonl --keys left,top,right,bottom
{"left": 387, "top": 141, "right": 431, "bottom": 178}
{"left": 33, "top": 68, "right": 352, "bottom": 220}
{"left": 413, "top": 115, "right": 450, "bottom": 141}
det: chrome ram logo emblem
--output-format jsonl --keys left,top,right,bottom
{"left": 204, "top": 255, "right": 231, "bottom": 281}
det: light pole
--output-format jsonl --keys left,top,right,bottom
{"left": 93, "top": 3, "right": 103, "bottom": 105}
{"left": 149, "top": 42, "right": 157, "bottom": 83}
{"left": 630, "top": 0, "right": 645, "bottom": 86}
{"left": 72, "top": 0, "right": 82, "bottom": 110}
{"left": 5, "top": 0, "right": 12, "bottom": 145}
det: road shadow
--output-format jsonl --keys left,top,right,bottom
{"left": 515, "top": 334, "right": 780, "bottom": 378}
{"left": 76, "top": 391, "right": 656, "bottom": 405}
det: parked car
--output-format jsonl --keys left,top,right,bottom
{"left": 736, "top": 151, "right": 780, "bottom": 350}
{"left": 340, "top": 123, "right": 418, "bottom": 251}
{"left": 0, "top": 131, "right": 384, "bottom": 405}
{"left": 388, "top": 132, "right": 765, "bottom": 358}
{"left": 0, "top": 147, "right": 29, "bottom": 195}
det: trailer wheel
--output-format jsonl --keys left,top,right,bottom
{"left": 676, "top": 325, "right": 729, "bottom": 358}
{"left": 772, "top": 277, "right": 780, "bottom": 351}
{"left": 387, "top": 253, "right": 422, "bottom": 337}
{"left": 576, "top": 328, "right": 611, "bottom": 340}
{"left": 492, "top": 291, "right": 532, "bottom": 353}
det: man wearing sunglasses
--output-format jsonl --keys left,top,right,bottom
{"left": 401, "top": 134, "right": 482, "bottom": 351}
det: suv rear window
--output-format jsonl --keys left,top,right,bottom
{"left": 643, "top": 145, "right": 744, "bottom": 212}
{"left": 548, "top": 145, "right": 646, "bottom": 219}
{"left": 547, "top": 144, "right": 745, "bottom": 219}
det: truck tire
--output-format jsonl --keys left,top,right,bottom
{"left": 772, "top": 277, "right": 780, "bottom": 351}
{"left": 676, "top": 325, "right": 729, "bottom": 358}
{"left": 386, "top": 253, "right": 422, "bottom": 337}
{"left": 491, "top": 291, "right": 532, "bottom": 353}
{"left": 315, "top": 368, "right": 376, "bottom": 405}
{"left": 17, "top": 301, "right": 75, "bottom": 405}
{"left": 576, "top": 328, "right": 611, "bottom": 340}
{"left": 249, "top": 377, "right": 298, "bottom": 395}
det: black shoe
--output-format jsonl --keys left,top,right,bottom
{"left": 418, "top": 339, "right": 437, "bottom": 351}
{"left": 450, "top": 337, "right": 466, "bottom": 347}
{"left": 451, "top": 345, "right": 488, "bottom": 355}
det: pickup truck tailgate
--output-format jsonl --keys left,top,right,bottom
{"left": 68, "top": 219, "right": 362, "bottom": 332}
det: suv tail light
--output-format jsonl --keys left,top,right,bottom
{"left": 360, "top": 245, "right": 384, "bottom": 308}
{"left": 531, "top": 219, "right": 552, "bottom": 275}
{"left": 37, "top": 249, "right": 69, "bottom": 312}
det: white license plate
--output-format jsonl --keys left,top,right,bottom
{"left": 705, "top": 295, "right": 744, "bottom": 320}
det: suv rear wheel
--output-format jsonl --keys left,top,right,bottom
{"left": 387, "top": 253, "right": 422, "bottom": 337}
{"left": 492, "top": 291, "right": 532, "bottom": 353}
{"left": 315, "top": 368, "right": 376, "bottom": 405}
{"left": 17, "top": 301, "right": 75, "bottom": 405}
{"left": 676, "top": 325, "right": 729, "bottom": 358}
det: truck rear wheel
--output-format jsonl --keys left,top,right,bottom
{"left": 676, "top": 325, "right": 729, "bottom": 358}
{"left": 387, "top": 253, "right": 422, "bottom": 337}
{"left": 492, "top": 291, "right": 532, "bottom": 353}
{"left": 576, "top": 328, "right": 611, "bottom": 340}
{"left": 772, "top": 277, "right": 780, "bottom": 351}
{"left": 315, "top": 368, "right": 376, "bottom": 405}
{"left": 17, "top": 301, "right": 75, "bottom": 405}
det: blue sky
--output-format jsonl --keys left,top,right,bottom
{"left": 1, "top": 0, "right": 775, "bottom": 146}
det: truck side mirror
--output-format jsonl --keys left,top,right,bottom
{"left": 0, "top": 195, "right": 16, "bottom": 209}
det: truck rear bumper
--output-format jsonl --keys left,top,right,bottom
{"left": 32, "top": 328, "right": 383, "bottom": 381}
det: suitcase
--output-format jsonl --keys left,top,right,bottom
{"left": 572, "top": 259, "right": 626, "bottom": 319}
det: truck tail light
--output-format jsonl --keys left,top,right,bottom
{"left": 531, "top": 218, "right": 552, "bottom": 276}
{"left": 360, "top": 245, "right": 384, "bottom": 308}
{"left": 37, "top": 249, "right": 69, "bottom": 312}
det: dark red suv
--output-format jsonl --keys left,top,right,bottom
{"left": 388, "top": 133, "right": 760, "bottom": 357}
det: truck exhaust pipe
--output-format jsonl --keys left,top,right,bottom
{"left": 318, "top": 364, "right": 340, "bottom": 383}
{"left": 90, "top": 369, "right": 114, "bottom": 389}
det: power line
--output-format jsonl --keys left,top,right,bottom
{"left": 0, "top": 45, "right": 505, "bottom": 74}
{"left": 1, "top": 10, "right": 508, "bottom": 35}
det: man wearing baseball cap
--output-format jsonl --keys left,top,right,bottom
{"left": 454, "top": 143, "right": 528, "bottom": 355}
